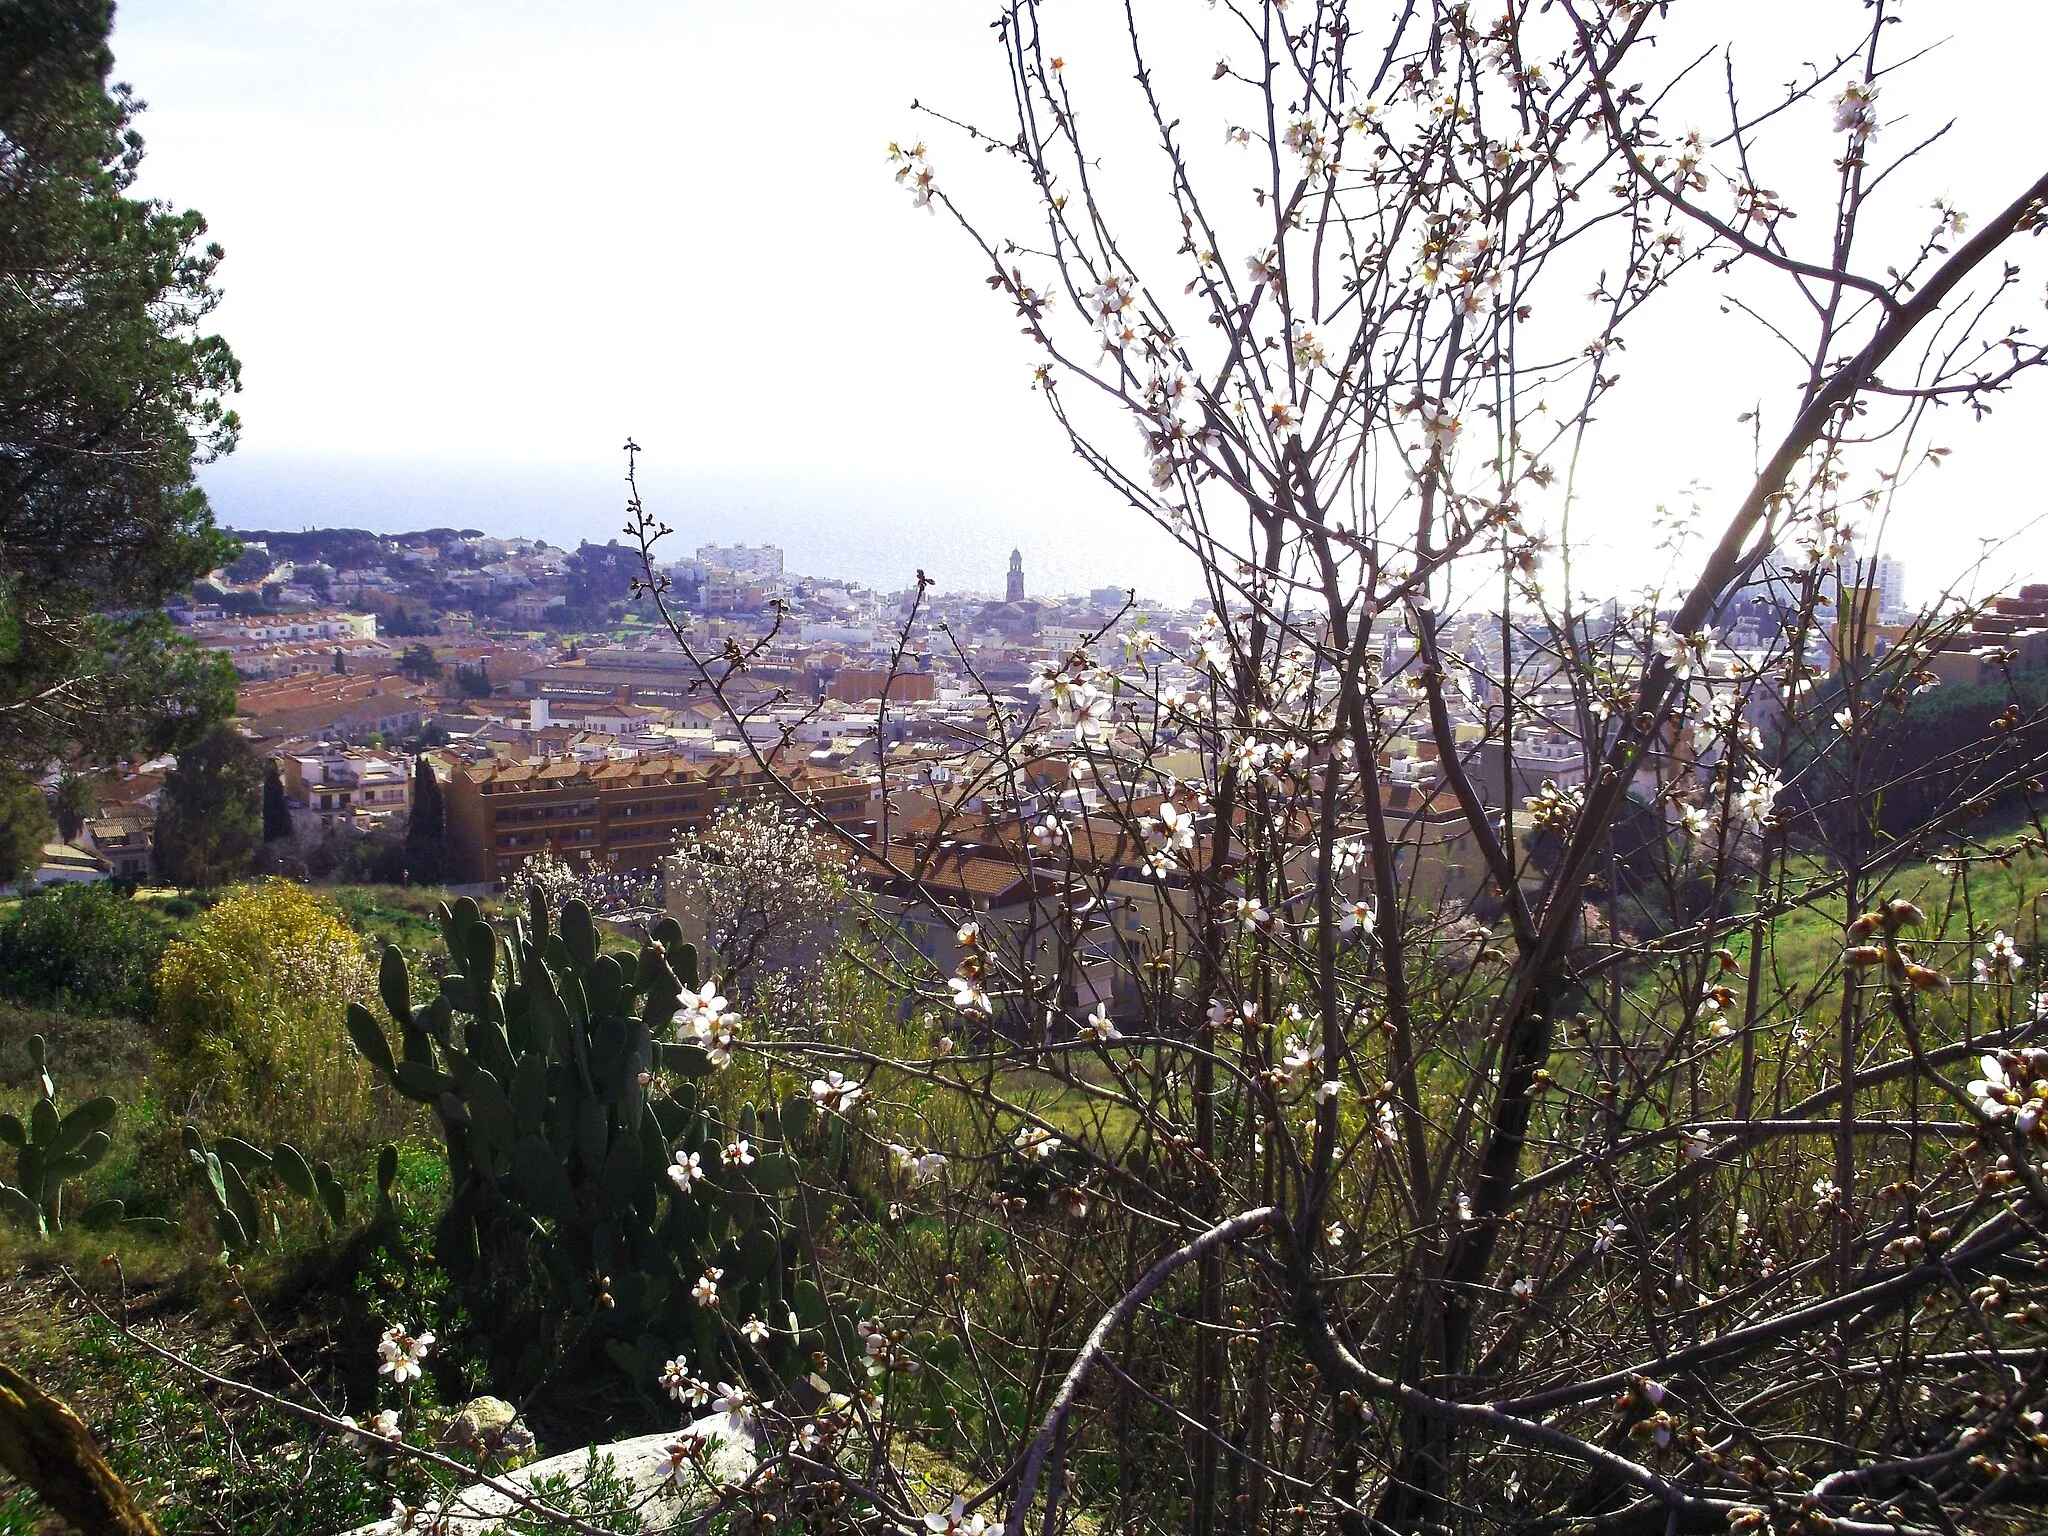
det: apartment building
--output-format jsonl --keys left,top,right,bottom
{"left": 1837, "top": 581, "right": 2048, "bottom": 685}
{"left": 238, "top": 674, "right": 434, "bottom": 743}
{"left": 826, "top": 668, "right": 936, "bottom": 705}
{"left": 442, "top": 752, "right": 870, "bottom": 884}
{"left": 696, "top": 543, "right": 785, "bottom": 579}
{"left": 278, "top": 749, "right": 413, "bottom": 837}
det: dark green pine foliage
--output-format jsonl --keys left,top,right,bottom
{"left": 0, "top": 0, "right": 242, "bottom": 761}
{"left": 152, "top": 724, "right": 262, "bottom": 888}
{"left": 345, "top": 892, "right": 843, "bottom": 1423}
{"left": 0, "top": 774, "right": 51, "bottom": 886}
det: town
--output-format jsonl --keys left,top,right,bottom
{"left": 42, "top": 522, "right": 1992, "bottom": 1008}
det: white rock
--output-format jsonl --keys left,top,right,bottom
{"left": 336, "top": 1410, "right": 758, "bottom": 1535}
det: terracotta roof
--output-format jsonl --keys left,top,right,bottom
{"left": 862, "top": 847, "right": 1042, "bottom": 903}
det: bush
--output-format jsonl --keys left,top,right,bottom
{"left": 0, "top": 883, "right": 174, "bottom": 1017}
{"left": 152, "top": 881, "right": 390, "bottom": 1149}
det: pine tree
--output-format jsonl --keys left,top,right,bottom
{"left": 152, "top": 725, "right": 262, "bottom": 888}
{"left": 0, "top": 0, "right": 243, "bottom": 761}
{"left": 0, "top": 772, "right": 52, "bottom": 886}
{"left": 405, "top": 754, "right": 446, "bottom": 885}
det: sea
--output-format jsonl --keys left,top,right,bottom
{"left": 201, "top": 452, "right": 1207, "bottom": 607}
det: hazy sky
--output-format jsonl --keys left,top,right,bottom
{"left": 109, "top": 1, "right": 2048, "bottom": 604}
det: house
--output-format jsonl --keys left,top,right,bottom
{"left": 237, "top": 674, "right": 434, "bottom": 744}
{"left": 31, "top": 842, "right": 108, "bottom": 887}
{"left": 83, "top": 816, "right": 154, "bottom": 881}
{"left": 278, "top": 749, "right": 413, "bottom": 837}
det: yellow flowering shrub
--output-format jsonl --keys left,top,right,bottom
{"left": 154, "top": 880, "right": 385, "bottom": 1146}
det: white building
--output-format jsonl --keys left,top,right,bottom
{"left": 696, "top": 543, "right": 785, "bottom": 579}
{"left": 280, "top": 749, "right": 412, "bottom": 837}
{"left": 1872, "top": 553, "right": 1907, "bottom": 618}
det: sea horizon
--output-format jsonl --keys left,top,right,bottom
{"left": 199, "top": 449, "right": 1207, "bottom": 606}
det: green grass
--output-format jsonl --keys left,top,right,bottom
{"left": 0, "top": 1279, "right": 436, "bottom": 1536}
{"left": 1724, "top": 837, "right": 2048, "bottom": 1010}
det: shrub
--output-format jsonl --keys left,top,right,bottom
{"left": 0, "top": 882, "right": 174, "bottom": 1018}
{"left": 153, "top": 880, "right": 387, "bottom": 1148}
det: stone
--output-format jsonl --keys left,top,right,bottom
{"left": 436, "top": 1397, "right": 531, "bottom": 1461}
{"left": 336, "top": 1409, "right": 758, "bottom": 1536}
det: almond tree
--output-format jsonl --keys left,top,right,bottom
{"left": 70, "top": 7, "right": 2048, "bottom": 1533}
{"left": 624, "top": 4, "right": 2048, "bottom": 1532}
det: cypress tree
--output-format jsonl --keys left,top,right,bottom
{"left": 405, "top": 754, "right": 446, "bottom": 884}
{"left": 261, "top": 759, "right": 293, "bottom": 842}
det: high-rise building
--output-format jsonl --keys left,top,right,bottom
{"left": 696, "top": 543, "right": 784, "bottom": 579}
{"left": 1873, "top": 552, "right": 1907, "bottom": 618}
{"left": 1835, "top": 540, "right": 1907, "bottom": 620}
{"left": 1007, "top": 549, "right": 1025, "bottom": 603}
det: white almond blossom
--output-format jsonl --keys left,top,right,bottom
{"left": 1014, "top": 1124, "right": 1061, "bottom": 1161}
{"left": 1418, "top": 402, "right": 1461, "bottom": 448}
{"left": 376, "top": 1325, "right": 433, "bottom": 1385}
{"left": 810, "top": 1070, "right": 864, "bottom": 1113}
{"left": 926, "top": 1495, "right": 991, "bottom": 1536}
{"left": 890, "top": 1142, "right": 949, "bottom": 1185}
{"left": 667, "top": 1149, "right": 703, "bottom": 1193}
{"left": 1976, "top": 932, "right": 2025, "bottom": 983}
{"left": 1833, "top": 78, "right": 1879, "bottom": 139}
{"left": 659, "top": 1355, "right": 693, "bottom": 1403}
{"left": 1084, "top": 1003, "right": 1121, "bottom": 1042}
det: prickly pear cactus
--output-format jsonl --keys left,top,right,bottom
{"left": 181, "top": 1125, "right": 382, "bottom": 1253}
{"left": 345, "top": 889, "right": 826, "bottom": 1407}
{"left": 0, "top": 1034, "right": 166, "bottom": 1236}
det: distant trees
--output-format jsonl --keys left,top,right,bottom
{"left": 383, "top": 607, "right": 437, "bottom": 638}
{"left": 398, "top": 643, "right": 441, "bottom": 683}
{"left": 450, "top": 660, "right": 491, "bottom": 698}
{"left": 223, "top": 546, "right": 272, "bottom": 584}
{"left": 667, "top": 800, "right": 851, "bottom": 989}
{"left": 404, "top": 755, "right": 446, "bottom": 885}
{"left": 0, "top": 0, "right": 241, "bottom": 763}
{"left": 152, "top": 726, "right": 262, "bottom": 888}
{"left": 1786, "top": 671, "right": 2048, "bottom": 854}
{"left": 0, "top": 881, "right": 171, "bottom": 1017}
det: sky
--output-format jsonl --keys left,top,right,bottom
{"left": 108, "top": 0, "right": 2048, "bottom": 607}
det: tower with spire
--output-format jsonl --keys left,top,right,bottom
{"left": 1006, "top": 548, "right": 1025, "bottom": 603}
